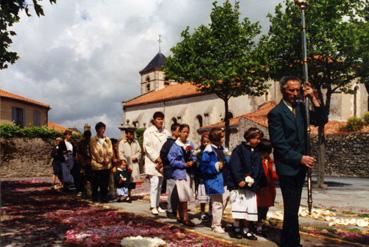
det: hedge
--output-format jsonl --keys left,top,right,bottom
{"left": 0, "top": 124, "right": 63, "bottom": 139}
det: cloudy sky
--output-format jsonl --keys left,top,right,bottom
{"left": 0, "top": 0, "right": 282, "bottom": 138}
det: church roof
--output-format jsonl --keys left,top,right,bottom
{"left": 123, "top": 83, "right": 203, "bottom": 108}
{"left": 139, "top": 52, "right": 166, "bottom": 75}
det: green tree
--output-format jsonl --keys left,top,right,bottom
{"left": 164, "top": 0, "right": 269, "bottom": 147}
{"left": 259, "top": 0, "right": 369, "bottom": 187}
{"left": 0, "top": 0, "right": 56, "bottom": 69}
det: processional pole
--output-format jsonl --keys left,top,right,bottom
{"left": 294, "top": 0, "right": 313, "bottom": 215}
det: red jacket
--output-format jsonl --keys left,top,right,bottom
{"left": 257, "top": 157, "right": 278, "bottom": 208}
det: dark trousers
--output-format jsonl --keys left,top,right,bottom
{"left": 71, "top": 162, "right": 83, "bottom": 193}
{"left": 279, "top": 169, "right": 306, "bottom": 247}
{"left": 258, "top": 207, "right": 269, "bottom": 222}
{"left": 91, "top": 169, "right": 110, "bottom": 201}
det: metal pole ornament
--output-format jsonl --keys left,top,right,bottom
{"left": 294, "top": 0, "right": 313, "bottom": 215}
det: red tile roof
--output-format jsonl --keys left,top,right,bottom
{"left": 199, "top": 101, "right": 277, "bottom": 131}
{"left": 124, "top": 83, "right": 203, "bottom": 108}
{"left": 48, "top": 122, "right": 66, "bottom": 132}
{"left": 199, "top": 101, "right": 368, "bottom": 136}
{"left": 0, "top": 89, "right": 50, "bottom": 109}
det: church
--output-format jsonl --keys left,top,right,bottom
{"left": 121, "top": 51, "right": 368, "bottom": 147}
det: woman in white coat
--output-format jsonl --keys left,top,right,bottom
{"left": 143, "top": 111, "right": 170, "bottom": 215}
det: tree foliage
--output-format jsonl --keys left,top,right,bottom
{"left": 164, "top": 0, "right": 269, "bottom": 146}
{"left": 260, "top": 0, "right": 369, "bottom": 115}
{"left": 0, "top": 0, "right": 56, "bottom": 69}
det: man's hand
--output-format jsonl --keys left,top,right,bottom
{"left": 155, "top": 157, "right": 162, "bottom": 164}
{"left": 238, "top": 181, "right": 246, "bottom": 188}
{"left": 300, "top": 155, "right": 316, "bottom": 168}
{"left": 303, "top": 82, "right": 320, "bottom": 107}
{"left": 185, "top": 161, "right": 193, "bottom": 167}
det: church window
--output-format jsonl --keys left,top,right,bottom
{"left": 196, "top": 115, "right": 203, "bottom": 127}
{"left": 146, "top": 83, "right": 151, "bottom": 92}
{"left": 146, "top": 76, "right": 150, "bottom": 82}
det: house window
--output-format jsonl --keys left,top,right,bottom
{"left": 33, "top": 110, "right": 41, "bottom": 126}
{"left": 12, "top": 107, "right": 24, "bottom": 127}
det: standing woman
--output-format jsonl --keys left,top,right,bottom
{"left": 167, "top": 124, "right": 196, "bottom": 226}
{"left": 143, "top": 111, "right": 170, "bottom": 215}
{"left": 58, "top": 130, "right": 75, "bottom": 191}
{"left": 90, "top": 122, "right": 113, "bottom": 202}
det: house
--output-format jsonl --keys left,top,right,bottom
{"left": 0, "top": 89, "right": 50, "bottom": 127}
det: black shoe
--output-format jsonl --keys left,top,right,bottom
{"left": 166, "top": 211, "right": 176, "bottom": 219}
{"left": 228, "top": 230, "right": 242, "bottom": 239}
{"left": 243, "top": 232, "right": 257, "bottom": 240}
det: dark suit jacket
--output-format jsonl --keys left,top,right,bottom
{"left": 160, "top": 137, "right": 176, "bottom": 179}
{"left": 267, "top": 100, "right": 327, "bottom": 176}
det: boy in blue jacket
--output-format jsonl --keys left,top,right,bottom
{"left": 228, "top": 127, "right": 265, "bottom": 240}
{"left": 200, "top": 128, "right": 227, "bottom": 234}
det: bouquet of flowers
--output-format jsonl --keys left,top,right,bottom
{"left": 183, "top": 145, "right": 193, "bottom": 162}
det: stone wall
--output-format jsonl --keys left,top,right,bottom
{"left": 311, "top": 132, "right": 369, "bottom": 177}
{"left": 0, "top": 138, "right": 54, "bottom": 178}
{"left": 230, "top": 120, "right": 369, "bottom": 177}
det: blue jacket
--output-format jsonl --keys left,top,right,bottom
{"left": 167, "top": 140, "right": 196, "bottom": 180}
{"left": 200, "top": 144, "right": 225, "bottom": 195}
{"left": 228, "top": 142, "right": 265, "bottom": 192}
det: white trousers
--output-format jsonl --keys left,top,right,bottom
{"left": 149, "top": 175, "right": 163, "bottom": 208}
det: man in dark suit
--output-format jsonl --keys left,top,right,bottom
{"left": 268, "top": 76, "right": 327, "bottom": 247}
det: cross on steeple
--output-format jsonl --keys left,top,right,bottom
{"left": 158, "top": 34, "right": 162, "bottom": 52}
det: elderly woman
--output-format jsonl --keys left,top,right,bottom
{"left": 143, "top": 111, "right": 170, "bottom": 215}
{"left": 57, "top": 130, "right": 75, "bottom": 191}
{"left": 90, "top": 122, "right": 113, "bottom": 202}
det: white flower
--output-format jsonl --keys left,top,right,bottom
{"left": 245, "top": 176, "right": 254, "bottom": 187}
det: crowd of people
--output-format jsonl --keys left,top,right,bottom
{"left": 50, "top": 113, "right": 278, "bottom": 240}
{"left": 50, "top": 76, "right": 325, "bottom": 246}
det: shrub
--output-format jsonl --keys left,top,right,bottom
{"left": 0, "top": 124, "right": 63, "bottom": 139}
{"left": 342, "top": 117, "right": 364, "bottom": 132}
{"left": 363, "top": 112, "right": 369, "bottom": 125}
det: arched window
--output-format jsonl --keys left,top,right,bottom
{"left": 172, "top": 117, "right": 177, "bottom": 124}
{"left": 146, "top": 76, "right": 150, "bottom": 82}
{"left": 146, "top": 83, "right": 151, "bottom": 92}
{"left": 196, "top": 115, "right": 203, "bottom": 127}
{"left": 265, "top": 92, "right": 269, "bottom": 102}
